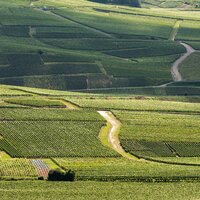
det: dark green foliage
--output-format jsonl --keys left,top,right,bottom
{"left": 169, "top": 142, "right": 200, "bottom": 157}
{"left": 8, "top": 53, "right": 43, "bottom": 67}
{"left": 104, "top": 41, "right": 185, "bottom": 58}
{"left": 89, "top": 0, "right": 141, "bottom": 7}
{"left": 48, "top": 169, "right": 75, "bottom": 181}
{"left": 81, "top": 86, "right": 200, "bottom": 96}
{"left": 1, "top": 25, "right": 29, "bottom": 37}
{"left": 0, "top": 75, "right": 88, "bottom": 90}
{"left": 121, "top": 140, "right": 200, "bottom": 158}
{"left": 41, "top": 54, "right": 92, "bottom": 63}
{"left": 121, "top": 140, "right": 175, "bottom": 157}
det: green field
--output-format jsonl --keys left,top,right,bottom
{"left": 2, "top": 0, "right": 200, "bottom": 90}
{"left": 179, "top": 52, "right": 200, "bottom": 81}
{"left": 1, "top": 181, "right": 200, "bottom": 200}
{"left": 1, "top": 0, "right": 200, "bottom": 199}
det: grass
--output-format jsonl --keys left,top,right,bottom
{"left": 53, "top": 8, "right": 175, "bottom": 39}
{"left": 179, "top": 52, "right": 200, "bottom": 81}
{"left": 0, "top": 1, "right": 200, "bottom": 198}
{"left": 0, "top": 108, "right": 104, "bottom": 121}
{"left": 1, "top": 0, "right": 200, "bottom": 90}
{"left": 1, "top": 181, "right": 200, "bottom": 200}
{"left": 176, "top": 20, "right": 200, "bottom": 41}
{"left": 0, "top": 121, "right": 117, "bottom": 157}
{"left": 142, "top": 0, "right": 199, "bottom": 8}
{"left": 66, "top": 97, "right": 200, "bottom": 112}
{"left": 53, "top": 157, "right": 200, "bottom": 180}
{"left": 4, "top": 97, "right": 66, "bottom": 107}
{"left": 113, "top": 110, "right": 200, "bottom": 160}
{"left": 116, "top": 110, "right": 200, "bottom": 141}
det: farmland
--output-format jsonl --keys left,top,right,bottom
{"left": 0, "top": 84, "right": 200, "bottom": 199}
{"left": 2, "top": 181, "right": 200, "bottom": 200}
{"left": 1, "top": 0, "right": 200, "bottom": 199}
{"left": 1, "top": 0, "right": 200, "bottom": 90}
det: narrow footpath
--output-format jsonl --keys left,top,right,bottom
{"left": 98, "top": 111, "right": 137, "bottom": 160}
{"left": 171, "top": 42, "right": 195, "bottom": 81}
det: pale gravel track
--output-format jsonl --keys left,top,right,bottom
{"left": 169, "top": 20, "right": 196, "bottom": 82}
{"left": 171, "top": 42, "right": 195, "bottom": 81}
{"left": 98, "top": 111, "right": 200, "bottom": 166}
{"left": 98, "top": 111, "right": 137, "bottom": 160}
{"left": 169, "top": 20, "right": 183, "bottom": 41}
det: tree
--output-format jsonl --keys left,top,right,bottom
{"left": 48, "top": 169, "right": 75, "bottom": 181}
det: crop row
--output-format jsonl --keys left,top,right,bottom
{"left": 115, "top": 111, "right": 200, "bottom": 141}
{"left": 0, "top": 63, "right": 101, "bottom": 78}
{"left": 120, "top": 139, "right": 200, "bottom": 158}
{"left": 0, "top": 108, "right": 104, "bottom": 121}
{"left": 4, "top": 97, "right": 66, "bottom": 108}
{"left": 0, "top": 158, "right": 37, "bottom": 177}
{"left": 0, "top": 121, "right": 117, "bottom": 157}
{"left": 67, "top": 97, "right": 200, "bottom": 113}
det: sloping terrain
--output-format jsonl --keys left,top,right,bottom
{"left": 0, "top": 0, "right": 200, "bottom": 92}
{"left": 142, "top": 0, "right": 200, "bottom": 8}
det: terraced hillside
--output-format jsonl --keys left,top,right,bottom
{"left": 0, "top": 0, "right": 199, "bottom": 93}
{"left": 0, "top": 83, "right": 200, "bottom": 199}
{"left": 142, "top": 0, "right": 200, "bottom": 8}
{"left": 0, "top": 84, "right": 200, "bottom": 179}
{"left": 1, "top": 0, "right": 200, "bottom": 199}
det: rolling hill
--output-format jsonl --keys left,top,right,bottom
{"left": 0, "top": 0, "right": 199, "bottom": 94}
{"left": 1, "top": 1, "right": 200, "bottom": 200}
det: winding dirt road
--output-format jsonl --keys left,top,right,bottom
{"left": 171, "top": 42, "right": 195, "bottom": 81}
{"left": 169, "top": 20, "right": 196, "bottom": 81}
{"left": 98, "top": 111, "right": 136, "bottom": 160}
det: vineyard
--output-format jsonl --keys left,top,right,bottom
{"left": 2, "top": 181, "right": 200, "bottom": 200}
{"left": 65, "top": 97, "right": 200, "bottom": 112}
{"left": 1, "top": 0, "right": 200, "bottom": 199}
{"left": 0, "top": 158, "right": 37, "bottom": 178}
{"left": 0, "top": 0, "right": 200, "bottom": 90}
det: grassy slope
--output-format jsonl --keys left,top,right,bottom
{"left": 0, "top": 83, "right": 199, "bottom": 180}
{"left": 142, "top": 0, "right": 200, "bottom": 8}
{"left": 1, "top": 0, "right": 200, "bottom": 90}
{"left": 1, "top": 181, "right": 200, "bottom": 200}
{"left": 179, "top": 52, "right": 200, "bottom": 81}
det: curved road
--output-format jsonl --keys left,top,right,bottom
{"left": 98, "top": 111, "right": 137, "bottom": 160}
{"left": 98, "top": 111, "right": 200, "bottom": 166}
{"left": 171, "top": 42, "right": 195, "bottom": 81}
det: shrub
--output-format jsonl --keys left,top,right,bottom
{"left": 48, "top": 169, "right": 75, "bottom": 181}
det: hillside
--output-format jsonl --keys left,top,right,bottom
{"left": 0, "top": 84, "right": 200, "bottom": 199}
{"left": 1, "top": 1, "right": 200, "bottom": 199}
{"left": 142, "top": 0, "right": 200, "bottom": 8}
{"left": 0, "top": 0, "right": 200, "bottom": 93}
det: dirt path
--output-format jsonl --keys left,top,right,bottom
{"left": 171, "top": 42, "right": 195, "bottom": 81}
{"left": 98, "top": 111, "right": 200, "bottom": 166}
{"left": 29, "top": 26, "right": 36, "bottom": 38}
{"left": 169, "top": 20, "right": 183, "bottom": 41}
{"left": 98, "top": 111, "right": 136, "bottom": 160}
{"left": 168, "top": 20, "right": 197, "bottom": 82}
